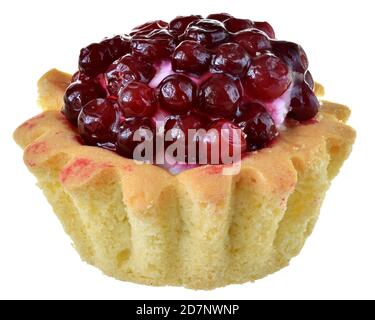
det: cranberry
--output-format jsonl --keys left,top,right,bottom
{"left": 304, "top": 70, "right": 314, "bottom": 90}
{"left": 130, "top": 20, "right": 168, "bottom": 36}
{"left": 62, "top": 81, "right": 105, "bottom": 125}
{"left": 199, "top": 74, "right": 241, "bottom": 118}
{"left": 233, "top": 29, "right": 271, "bottom": 55}
{"left": 158, "top": 74, "right": 197, "bottom": 114}
{"left": 235, "top": 102, "right": 278, "bottom": 151}
{"left": 172, "top": 40, "right": 211, "bottom": 74}
{"left": 101, "top": 35, "right": 131, "bottom": 61}
{"left": 224, "top": 18, "right": 253, "bottom": 33}
{"left": 131, "top": 29, "right": 176, "bottom": 61}
{"left": 165, "top": 113, "right": 207, "bottom": 142}
{"left": 253, "top": 21, "right": 275, "bottom": 39}
{"left": 245, "top": 53, "right": 292, "bottom": 100}
{"left": 206, "top": 13, "right": 233, "bottom": 22}
{"left": 71, "top": 72, "right": 80, "bottom": 82}
{"left": 181, "top": 19, "right": 229, "bottom": 47}
{"left": 272, "top": 40, "right": 308, "bottom": 73}
{"left": 169, "top": 15, "right": 202, "bottom": 37}
{"left": 73, "top": 71, "right": 104, "bottom": 84}
{"left": 118, "top": 82, "right": 156, "bottom": 117}
{"left": 164, "top": 113, "right": 207, "bottom": 161}
{"left": 78, "top": 99, "right": 119, "bottom": 146}
{"left": 71, "top": 71, "right": 90, "bottom": 82}
{"left": 117, "top": 117, "right": 155, "bottom": 158}
{"left": 204, "top": 120, "right": 247, "bottom": 164}
{"left": 210, "top": 42, "right": 251, "bottom": 77}
{"left": 79, "top": 43, "right": 112, "bottom": 77}
{"left": 288, "top": 83, "right": 319, "bottom": 121}
{"left": 105, "top": 54, "right": 155, "bottom": 96}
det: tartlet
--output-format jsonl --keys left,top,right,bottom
{"left": 14, "top": 14, "right": 355, "bottom": 289}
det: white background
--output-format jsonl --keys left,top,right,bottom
{"left": 1, "top": 0, "right": 374, "bottom": 300}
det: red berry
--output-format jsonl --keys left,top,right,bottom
{"left": 272, "top": 40, "right": 308, "bottom": 73}
{"left": 235, "top": 102, "right": 278, "bottom": 150}
{"left": 246, "top": 53, "right": 292, "bottom": 100}
{"left": 71, "top": 71, "right": 90, "bottom": 82}
{"left": 180, "top": 19, "right": 229, "bottom": 47}
{"left": 100, "top": 35, "right": 131, "bottom": 61}
{"left": 304, "top": 70, "right": 314, "bottom": 90}
{"left": 118, "top": 82, "right": 157, "bottom": 117}
{"left": 164, "top": 113, "right": 207, "bottom": 162}
{"left": 172, "top": 40, "right": 211, "bottom": 74}
{"left": 204, "top": 120, "right": 247, "bottom": 164}
{"left": 224, "top": 18, "right": 253, "bottom": 33}
{"left": 117, "top": 117, "right": 155, "bottom": 158}
{"left": 158, "top": 74, "right": 197, "bottom": 114}
{"left": 288, "top": 83, "right": 319, "bottom": 121}
{"left": 165, "top": 113, "right": 207, "bottom": 143}
{"left": 79, "top": 43, "right": 112, "bottom": 77}
{"left": 105, "top": 54, "right": 155, "bottom": 96}
{"left": 78, "top": 99, "right": 120, "bottom": 146}
{"left": 131, "top": 29, "right": 176, "bottom": 61}
{"left": 253, "top": 21, "right": 275, "bottom": 38}
{"left": 232, "top": 29, "right": 271, "bottom": 55}
{"left": 130, "top": 20, "right": 168, "bottom": 36}
{"left": 210, "top": 42, "right": 251, "bottom": 77}
{"left": 199, "top": 74, "right": 241, "bottom": 117}
{"left": 169, "top": 15, "right": 202, "bottom": 37}
{"left": 206, "top": 13, "right": 233, "bottom": 22}
{"left": 62, "top": 81, "right": 105, "bottom": 125}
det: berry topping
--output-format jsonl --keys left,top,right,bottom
{"left": 235, "top": 102, "right": 278, "bottom": 150}
{"left": 204, "top": 120, "right": 247, "bottom": 163}
{"left": 272, "top": 40, "right": 308, "bottom": 73}
{"left": 117, "top": 117, "right": 155, "bottom": 158}
{"left": 210, "top": 42, "right": 251, "bottom": 77}
{"left": 245, "top": 53, "right": 292, "bottom": 100}
{"left": 233, "top": 29, "right": 271, "bottom": 55}
{"left": 304, "top": 70, "right": 314, "bottom": 90}
{"left": 101, "top": 35, "right": 131, "bottom": 61}
{"left": 79, "top": 43, "right": 112, "bottom": 77}
{"left": 78, "top": 99, "right": 119, "bottom": 146}
{"left": 206, "top": 13, "right": 233, "bottom": 22}
{"left": 224, "top": 18, "right": 253, "bottom": 33}
{"left": 199, "top": 74, "right": 241, "bottom": 117}
{"left": 71, "top": 71, "right": 91, "bottom": 83}
{"left": 158, "top": 74, "right": 197, "bottom": 114}
{"left": 165, "top": 113, "right": 207, "bottom": 140}
{"left": 172, "top": 40, "right": 211, "bottom": 74}
{"left": 288, "top": 83, "right": 319, "bottom": 121}
{"left": 130, "top": 20, "right": 168, "bottom": 36}
{"left": 253, "top": 21, "right": 275, "bottom": 39}
{"left": 164, "top": 113, "right": 207, "bottom": 160}
{"left": 131, "top": 29, "right": 176, "bottom": 61}
{"left": 118, "top": 82, "right": 157, "bottom": 117}
{"left": 64, "top": 14, "right": 319, "bottom": 168}
{"left": 105, "top": 54, "right": 155, "bottom": 96}
{"left": 169, "top": 15, "right": 202, "bottom": 37}
{"left": 62, "top": 81, "right": 105, "bottom": 125}
{"left": 181, "top": 19, "right": 229, "bottom": 47}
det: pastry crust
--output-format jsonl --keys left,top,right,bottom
{"left": 14, "top": 69, "right": 356, "bottom": 289}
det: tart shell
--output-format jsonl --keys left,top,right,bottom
{"left": 14, "top": 69, "right": 355, "bottom": 289}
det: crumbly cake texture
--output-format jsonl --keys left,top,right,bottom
{"left": 14, "top": 69, "right": 355, "bottom": 290}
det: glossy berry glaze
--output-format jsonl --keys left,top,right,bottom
{"left": 62, "top": 14, "right": 319, "bottom": 173}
